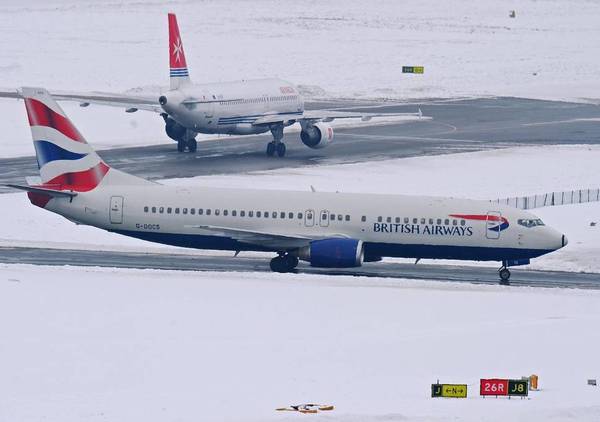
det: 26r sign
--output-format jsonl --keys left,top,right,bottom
{"left": 480, "top": 379, "right": 509, "bottom": 396}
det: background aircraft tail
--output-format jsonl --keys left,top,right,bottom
{"left": 169, "top": 13, "right": 191, "bottom": 90}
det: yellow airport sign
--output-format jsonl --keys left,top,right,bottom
{"left": 431, "top": 383, "right": 468, "bottom": 398}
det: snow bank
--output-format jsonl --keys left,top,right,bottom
{"left": 1, "top": 264, "right": 599, "bottom": 422}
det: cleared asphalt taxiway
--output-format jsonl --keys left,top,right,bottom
{"left": 1, "top": 97, "right": 599, "bottom": 192}
{"left": 1, "top": 246, "right": 599, "bottom": 289}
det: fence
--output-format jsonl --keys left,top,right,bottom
{"left": 491, "top": 188, "right": 600, "bottom": 210}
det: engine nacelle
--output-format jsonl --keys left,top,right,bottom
{"left": 163, "top": 115, "right": 187, "bottom": 141}
{"left": 300, "top": 122, "right": 334, "bottom": 149}
{"left": 298, "top": 238, "right": 364, "bottom": 268}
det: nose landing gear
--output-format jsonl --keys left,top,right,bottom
{"left": 266, "top": 124, "right": 286, "bottom": 157}
{"left": 270, "top": 253, "right": 299, "bottom": 273}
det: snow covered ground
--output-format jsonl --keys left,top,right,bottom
{"left": 1, "top": 0, "right": 600, "bottom": 155}
{"left": 1, "top": 264, "right": 599, "bottom": 422}
{"left": 2, "top": 144, "right": 599, "bottom": 272}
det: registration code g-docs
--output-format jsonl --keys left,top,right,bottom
{"left": 135, "top": 223, "right": 160, "bottom": 230}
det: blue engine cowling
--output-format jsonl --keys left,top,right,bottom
{"left": 298, "top": 238, "right": 364, "bottom": 268}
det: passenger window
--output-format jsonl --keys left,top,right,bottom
{"left": 175, "top": 208, "right": 180, "bottom": 214}
{"left": 338, "top": 215, "right": 342, "bottom": 221}
{"left": 413, "top": 218, "right": 417, "bottom": 224}
{"left": 288, "top": 212, "right": 294, "bottom": 219}
{"left": 387, "top": 217, "right": 392, "bottom": 223}
{"left": 444, "top": 219, "right": 449, "bottom": 225}
{"left": 167, "top": 207, "right": 172, "bottom": 214}
{"left": 429, "top": 218, "right": 433, "bottom": 225}
{"left": 330, "top": 213, "right": 335, "bottom": 220}
{"left": 183, "top": 208, "right": 188, "bottom": 214}
{"left": 264, "top": 212, "right": 269, "bottom": 218}
{"left": 404, "top": 217, "right": 409, "bottom": 224}
{"left": 232, "top": 210, "right": 237, "bottom": 217}
{"left": 378, "top": 216, "right": 383, "bottom": 222}
{"left": 151, "top": 207, "right": 156, "bottom": 213}
{"left": 272, "top": 211, "right": 277, "bottom": 218}
{"left": 249, "top": 211, "right": 254, "bottom": 217}
{"left": 395, "top": 217, "right": 400, "bottom": 223}
{"left": 460, "top": 220, "right": 465, "bottom": 226}
{"left": 452, "top": 219, "right": 457, "bottom": 226}
{"left": 361, "top": 216, "right": 366, "bottom": 222}
{"left": 144, "top": 206, "right": 149, "bottom": 213}
{"left": 206, "top": 209, "right": 211, "bottom": 216}
{"left": 437, "top": 218, "right": 441, "bottom": 225}
{"left": 240, "top": 210, "right": 245, "bottom": 217}
{"left": 345, "top": 215, "right": 350, "bottom": 221}
{"left": 420, "top": 218, "right": 426, "bottom": 224}
{"left": 224, "top": 210, "right": 228, "bottom": 216}
{"left": 280, "top": 212, "right": 285, "bottom": 219}
{"left": 297, "top": 212, "right": 303, "bottom": 219}
{"left": 191, "top": 208, "right": 195, "bottom": 215}
{"left": 215, "top": 209, "right": 220, "bottom": 216}
{"left": 159, "top": 207, "right": 164, "bottom": 214}
{"left": 257, "top": 211, "right": 261, "bottom": 217}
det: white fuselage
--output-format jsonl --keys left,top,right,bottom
{"left": 161, "top": 78, "right": 303, "bottom": 135}
{"left": 42, "top": 179, "right": 565, "bottom": 262}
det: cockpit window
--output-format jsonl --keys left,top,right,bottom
{"left": 518, "top": 218, "right": 545, "bottom": 228}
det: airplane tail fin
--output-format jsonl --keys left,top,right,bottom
{"left": 22, "top": 87, "right": 111, "bottom": 192}
{"left": 168, "top": 13, "right": 192, "bottom": 90}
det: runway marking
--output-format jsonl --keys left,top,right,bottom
{"left": 522, "top": 118, "right": 600, "bottom": 127}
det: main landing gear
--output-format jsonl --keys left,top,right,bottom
{"left": 177, "top": 137, "right": 197, "bottom": 153}
{"left": 162, "top": 113, "right": 197, "bottom": 153}
{"left": 270, "top": 253, "right": 299, "bottom": 273}
{"left": 266, "top": 124, "right": 286, "bottom": 157}
{"left": 499, "top": 261, "right": 511, "bottom": 285}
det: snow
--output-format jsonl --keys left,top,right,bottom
{"left": 1, "top": 264, "right": 599, "bottom": 422}
{"left": 2, "top": 144, "right": 599, "bottom": 272}
{"left": 2, "top": 0, "right": 600, "bottom": 156}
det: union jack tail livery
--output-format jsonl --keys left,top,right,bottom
{"left": 169, "top": 13, "right": 191, "bottom": 90}
{"left": 23, "top": 87, "right": 110, "bottom": 192}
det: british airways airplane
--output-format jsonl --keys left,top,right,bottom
{"left": 1, "top": 14, "right": 423, "bottom": 157}
{"left": 10, "top": 88, "right": 567, "bottom": 284}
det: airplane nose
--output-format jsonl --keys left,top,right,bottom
{"left": 562, "top": 234, "right": 568, "bottom": 247}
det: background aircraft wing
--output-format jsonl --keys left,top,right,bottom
{"left": 252, "top": 109, "right": 425, "bottom": 126}
{"left": 0, "top": 88, "right": 162, "bottom": 113}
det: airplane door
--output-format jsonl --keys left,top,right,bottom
{"left": 304, "top": 209, "right": 315, "bottom": 227}
{"left": 486, "top": 211, "right": 502, "bottom": 240}
{"left": 319, "top": 209, "right": 330, "bottom": 227}
{"left": 110, "top": 196, "right": 124, "bottom": 224}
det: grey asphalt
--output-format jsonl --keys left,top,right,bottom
{"left": 1, "top": 246, "right": 598, "bottom": 289}
{"left": 1, "top": 97, "right": 599, "bottom": 193}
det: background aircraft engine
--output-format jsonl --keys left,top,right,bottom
{"left": 300, "top": 122, "right": 334, "bottom": 149}
{"left": 298, "top": 238, "right": 364, "bottom": 268}
{"left": 163, "top": 115, "right": 187, "bottom": 141}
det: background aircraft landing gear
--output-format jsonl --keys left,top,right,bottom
{"left": 499, "top": 263, "right": 511, "bottom": 285}
{"left": 177, "top": 137, "right": 197, "bottom": 153}
{"left": 270, "top": 253, "right": 299, "bottom": 273}
{"left": 267, "top": 124, "right": 286, "bottom": 157}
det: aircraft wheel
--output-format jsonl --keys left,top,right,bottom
{"left": 187, "top": 138, "right": 197, "bottom": 153}
{"left": 266, "top": 142, "right": 276, "bottom": 157}
{"left": 499, "top": 267, "right": 511, "bottom": 285}
{"left": 270, "top": 255, "right": 297, "bottom": 273}
{"left": 276, "top": 142, "right": 286, "bottom": 157}
{"left": 177, "top": 139, "right": 186, "bottom": 152}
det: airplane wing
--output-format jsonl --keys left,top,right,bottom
{"left": 0, "top": 88, "right": 162, "bottom": 113}
{"left": 251, "top": 109, "right": 424, "bottom": 126}
{"left": 186, "top": 224, "right": 348, "bottom": 250}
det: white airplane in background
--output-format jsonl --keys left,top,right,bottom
{"left": 0, "top": 13, "right": 424, "bottom": 157}
{"left": 9, "top": 88, "right": 567, "bottom": 283}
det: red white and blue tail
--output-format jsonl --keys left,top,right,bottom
{"left": 23, "top": 87, "right": 110, "bottom": 192}
{"left": 169, "top": 13, "right": 192, "bottom": 90}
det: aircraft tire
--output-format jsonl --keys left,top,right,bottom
{"left": 276, "top": 142, "right": 286, "bottom": 157}
{"left": 499, "top": 267, "right": 511, "bottom": 284}
{"left": 177, "top": 139, "right": 186, "bottom": 152}
{"left": 188, "top": 138, "right": 197, "bottom": 153}
{"left": 266, "top": 142, "right": 276, "bottom": 157}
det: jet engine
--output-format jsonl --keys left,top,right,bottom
{"left": 300, "top": 122, "right": 334, "bottom": 149}
{"left": 298, "top": 238, "right": 364, "bottom": 268}
{"left": 162, "top": 113, "right": 186, "bottom": 141}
